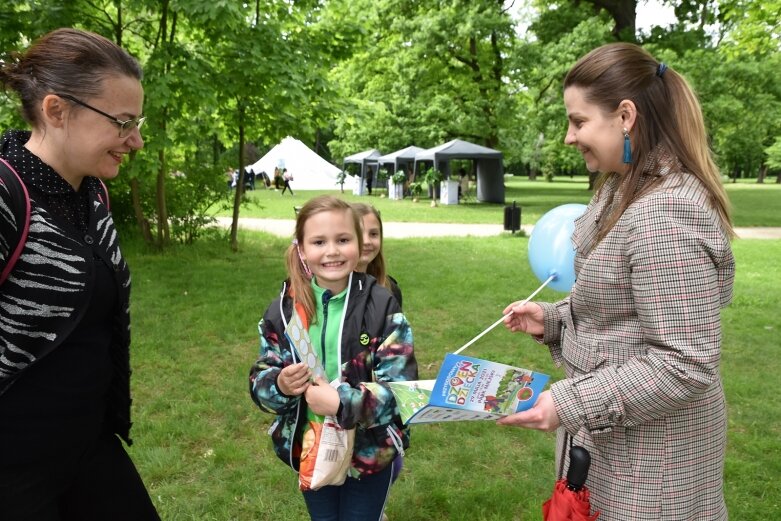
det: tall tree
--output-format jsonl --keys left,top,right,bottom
{"left": 326, "top": 0, "right": 517, "bottom": 160}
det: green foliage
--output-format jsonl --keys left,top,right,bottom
{"left": 165, "top": 167, "right": 233, "bottom": 245}
{"left": 423, "top": 168, "right": 443, "bottom": 200}
{"left": 766, "top": 138, "right": 781, "bottom": 171}
{"left": 1, "top": 0, "right": 779, "bottom": 247}
{"left": 409, "top": 181, "right": 424, "bottom": 198}
{"left": 506, "top": 14, "right": 611, "bottom": 173}
{"left": 336, "top": 170, "right": 348, "bottom": 189}
{"left": 423, "top": 168, "right": 443, "bottom": 185}
{"left": 325, "top": 0, "right": 517, "bottom": 158}
{"left": 670, "top": 47, "right": 781, "bottom": 178}
{"left": 392, "top": 171, "right": 407, "bottom": 184}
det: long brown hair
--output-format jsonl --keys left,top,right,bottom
{"left": 286, "top": 196, "right": 363, "bottom": 322}
{"left": 352, "top": 203, "right": 389, "bottom": 289}
{"left": 564, "top": 43, "right": 733, "bottom": 240}
{"left": 0, "top": 28, "right": 142, "bottom": 129}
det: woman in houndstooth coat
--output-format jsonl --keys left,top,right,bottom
{"left": 500, "top": 43, "right": 735, "bottom": 521}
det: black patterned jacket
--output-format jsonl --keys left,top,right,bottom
{"left": 0, "top": 130, "right": 133, "bottom": 444}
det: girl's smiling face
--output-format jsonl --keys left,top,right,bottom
{"left": 300, "top": 209, "right": 360, "bottom": 293}
{"left": 358, "top": 212, "right": 382, "bottom": 271}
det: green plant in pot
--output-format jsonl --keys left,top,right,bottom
{"left": 336, "top": 170, "right": 348, "bottom": 193}
{"left": 408, "top": 181, "right": 423, "bottom": 202}
{"left": 423, "top": 168, "right": 443, "bottom": 207}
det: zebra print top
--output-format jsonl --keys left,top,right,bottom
{"left": 0, "top": 130, "right": 133, "bottom": 443}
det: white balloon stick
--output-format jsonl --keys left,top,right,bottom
{"left": 452, "top": 275, "right": 555, "bottom": 355}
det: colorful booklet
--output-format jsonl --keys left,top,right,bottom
{"left": 366, "top": 353, "right": 550, "bottom": 425}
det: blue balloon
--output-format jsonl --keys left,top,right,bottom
{"left": 528, "top": 203, "right": 587, "bottom": 292}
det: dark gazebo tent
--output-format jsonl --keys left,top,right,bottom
{"left": 376, "top": 146, "right": 424, "bottom": 176}
{"left": 343, "top": 148, "right": 381, "bottom": 195}
{"left": 414, "top": 139, "right": 504, "bottom": 203}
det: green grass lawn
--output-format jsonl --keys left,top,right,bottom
{"left": 223, "top": 176, "right": 781, "bottom": 227}
{"left": 124, "top": 230, "right": 781, "bottom": 520}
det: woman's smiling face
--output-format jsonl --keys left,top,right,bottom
{"left": 563, "top": 86, "right": 626, "bottom": 175}
{"left": 57, "top": 75, "right": 145, "bottom": 186}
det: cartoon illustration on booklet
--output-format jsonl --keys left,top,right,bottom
{"left": 365, "top": 353, "right": 549, "bottom": 425}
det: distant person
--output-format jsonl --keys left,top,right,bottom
{"left": 0, "top": 27, "right": 160, "bottom": 520}
{"left": 273, "top": 166, "right": 283, "bottom": 190}
{"left": 499, "top": 42, "right": 735, "bottom": 521}
{"left": 457, "top": 167, "right": 467, "bottom": 200}
{"left": 404, "top": 166, "right": 414, "bottom": 197}
{"left": 281, "top": 168, "right": 294, "bottom": 195}
{"left": 249, "top": 195, "right": 417, "bottom": 521}
{"left": 364, "top": 166, "right": 373, "bottom": 195}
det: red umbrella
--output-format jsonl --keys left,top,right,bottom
{"left": 543, "top": 446, "right": 600, "bottom": 521}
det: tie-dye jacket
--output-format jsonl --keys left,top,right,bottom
{"left": 249, "top": 272, "right": 418, "bottom": 478}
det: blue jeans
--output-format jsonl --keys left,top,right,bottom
{"left": 302, "top": 459, "right": 395, "bottom": 521}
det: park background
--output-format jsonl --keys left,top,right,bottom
{"left": 1, "top": 1, "right": 780, "bottom": 519}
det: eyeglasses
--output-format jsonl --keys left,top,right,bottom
{"left": 57, "top": 93, "right": 146, "bottom": 138}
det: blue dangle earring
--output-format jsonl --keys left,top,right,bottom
{"left": 622, "top": 128, "right": 632, "bottom": 164}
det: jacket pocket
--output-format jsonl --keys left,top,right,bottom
{"left": 561, "top": 329, "right": 606, "bottom": 375}
{"left": 591, "top": 425, "right": 634, "bottom": 477}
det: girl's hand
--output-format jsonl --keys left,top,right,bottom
{"left": 277, "top": 362, "right": 311, "bottom": 396}
{"left": 496, "top": 391, "right": 560, "bottom": 432}
{"left": 502, "top": 301, "right": 545, "bottom": 336}
{"left": 304, "top": 377, "right": 341, "bottom": 416}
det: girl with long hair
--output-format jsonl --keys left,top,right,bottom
{"left": 249, "top": 195, "right": 417, "bottom": 521}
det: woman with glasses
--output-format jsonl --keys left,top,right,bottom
{"left": 0, "top": 28, "right": 159, "bottom": 520}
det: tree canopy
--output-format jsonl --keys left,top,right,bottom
{"left": 1, "top": 0, "right": 778, "bottom": 245}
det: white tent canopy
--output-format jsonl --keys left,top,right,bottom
{"left": 245, "top": 136, "right": 349, "bottom": 190}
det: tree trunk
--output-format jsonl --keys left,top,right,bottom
{"left": 588, "top": 171, "right": 598, "bottom": 190}
{"left": 150, "top": 0, "right": 172, "bottom": 248}
{"left": 130, "top": 177, "right": 153, "bottom": 244}
{"left": 586, "top": 0, "right": 637, "bottom": 41}
{"left": 230, "top": 104, "right": 246, "bottom": 252}
{"left": 757, "top": 164, "right": 767, "bottom": 183}
{"left": 156, "top": 149, "right": 170, "bottom": 246}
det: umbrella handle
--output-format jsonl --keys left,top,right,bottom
{"left": 567, "top": 446, "right": 591, "bottom": 492}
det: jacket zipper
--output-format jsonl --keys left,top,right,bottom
{"left": 320, "top": 290, "right": 333, "bottom": 375}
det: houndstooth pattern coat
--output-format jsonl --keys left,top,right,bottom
{"left": 539, "top": 149, "right": 735, "bottom": 521}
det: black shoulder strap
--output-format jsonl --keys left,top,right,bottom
{"left": 0, "top": 158, "right": 30, "bottom": 285}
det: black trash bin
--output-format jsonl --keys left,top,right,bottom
{"left": 504, "top": 201, "right": 521, "bottom": 233}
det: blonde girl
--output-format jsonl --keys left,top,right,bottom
{"left": 250, "top": 195, "right": 418, "bottom": 521}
